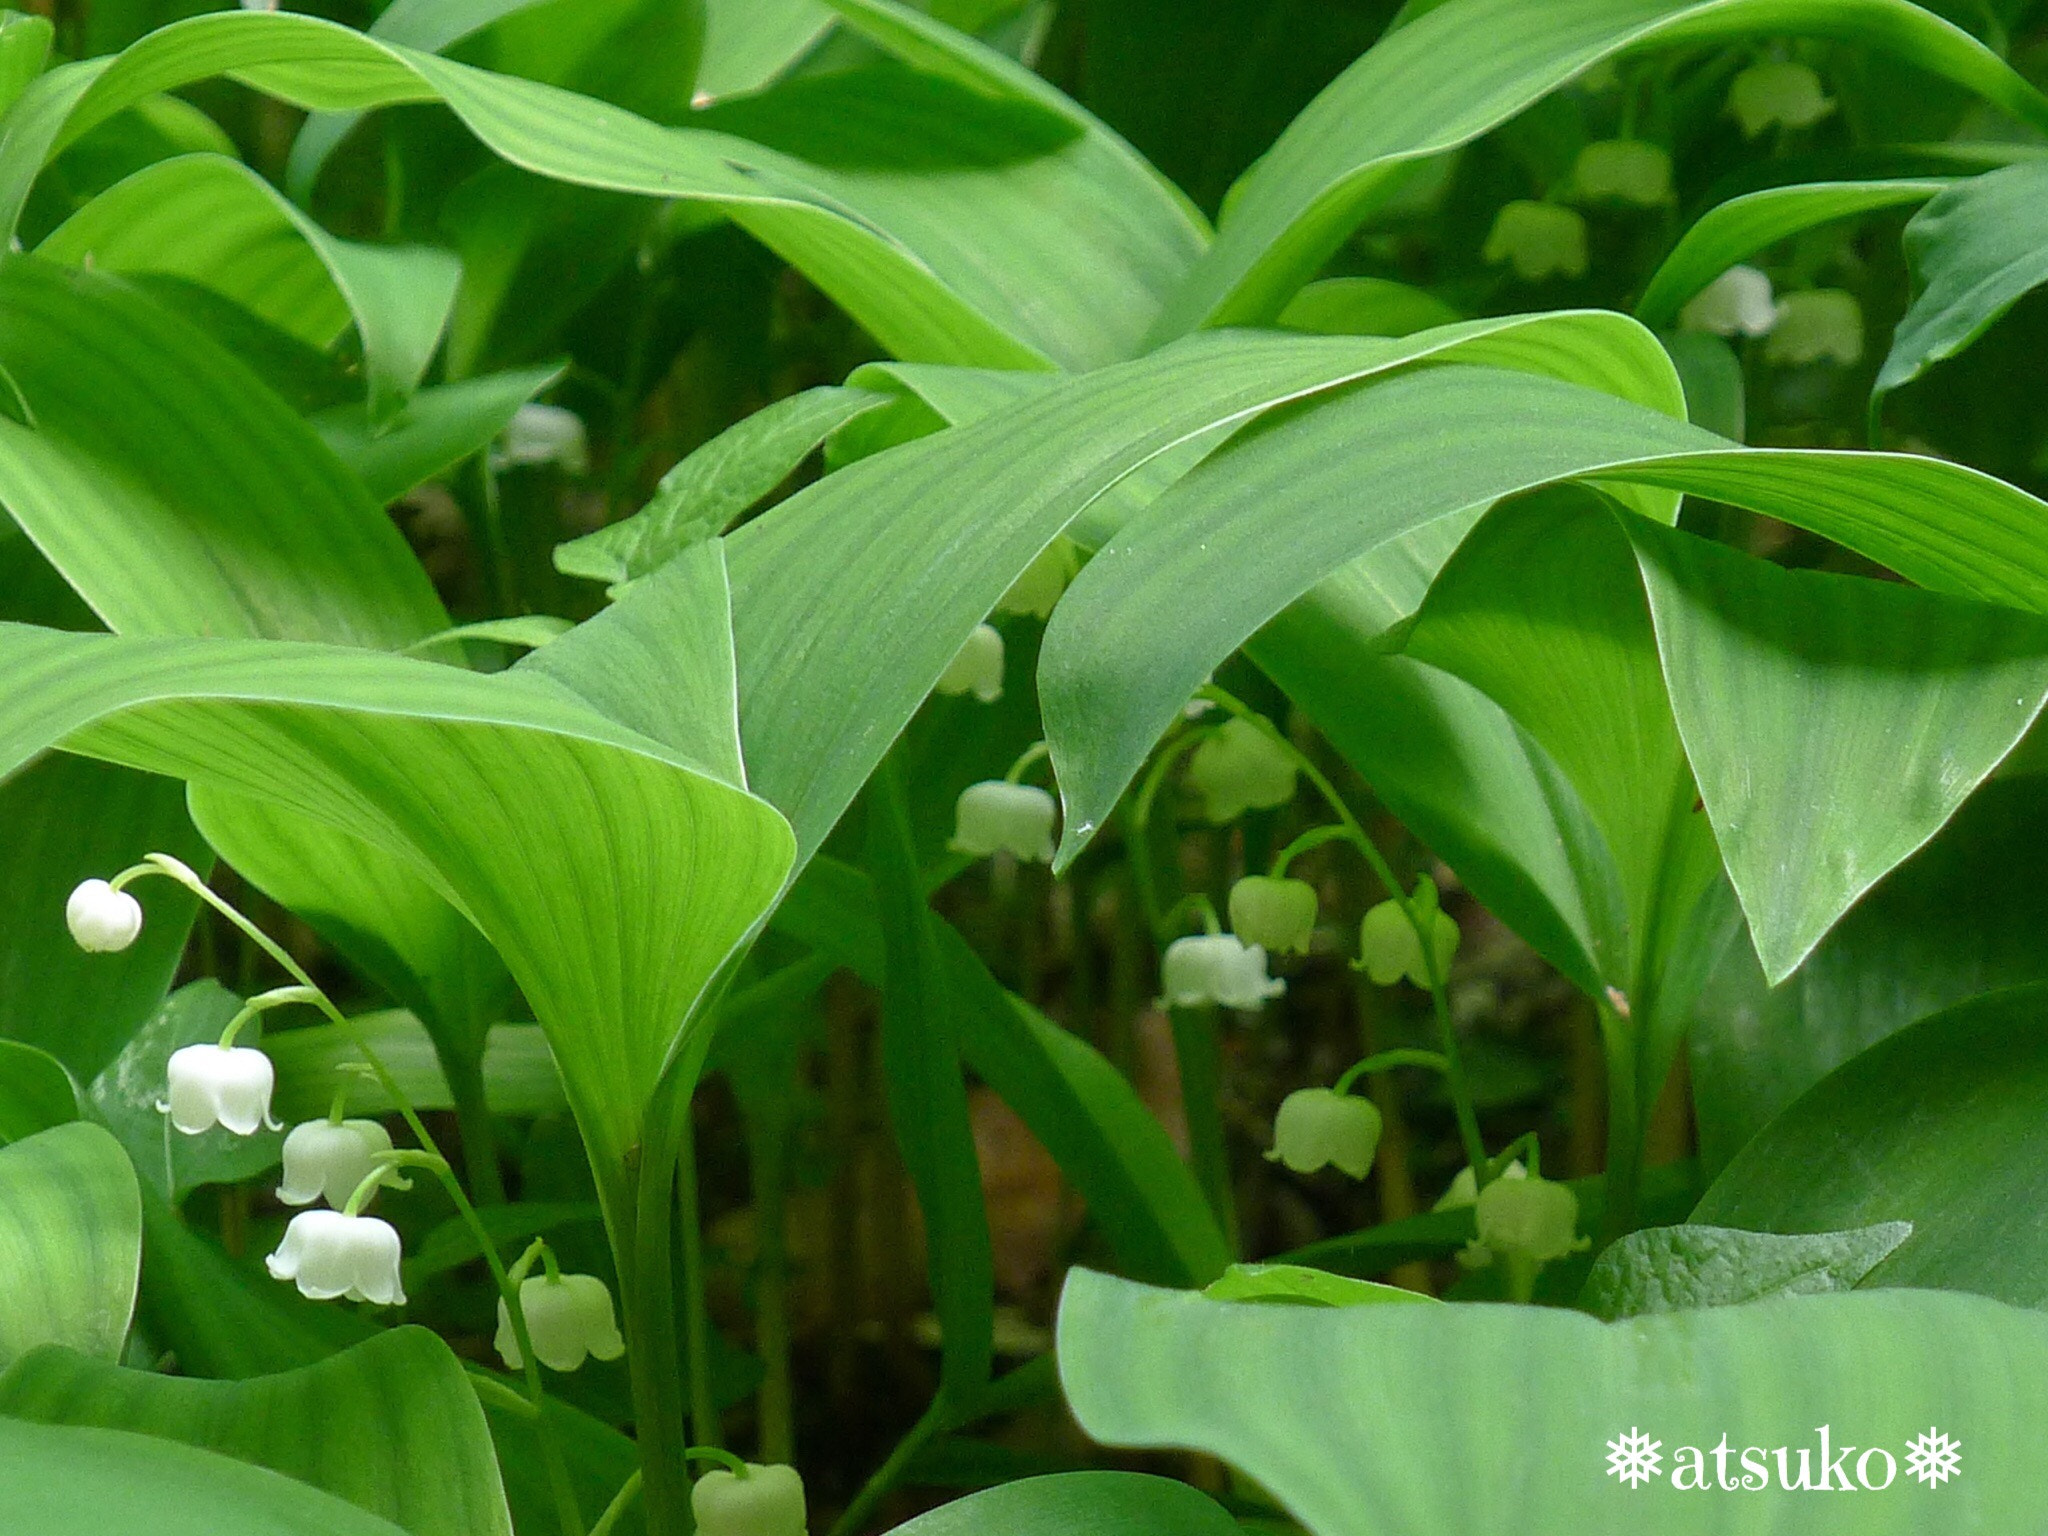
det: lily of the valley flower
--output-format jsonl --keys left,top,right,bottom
{"left": 266, "top": 1209, "right": 407, "bottom": 1304}
{"left": 162, "top": 1043, "right": 280, "bottom": 1136}
{"left": 1482, "top": 201, "right": 1589, "bottom": 282}
{"left": 494, "top": 1273, "right": 626, "bottom": 1372}
{"left": 1266, "top": 1088, "right": 1381, "bottom": 1179}
{"left": 1680, "top": 266, "right": 1777, "bottom": 338}
{"left": 1474, "top": 1172, "right": 1584, "bottom": 1266}
{"left": 1728, "top": 59, "right": 1834, "bottom": 137}
{"left": 1188, "top": 718, "right": 1297, "bottom": 823}
{"left": 996, "top": 537, "right": 1079, "bottom": 620}
{"left": 935, "top": 623, "right": 1005, "bottom": 704}
{"left": 493, "top": 403, "right": 589, "bottom": 475}
{"left": 1572, "top": 140, "right": 1672, "bottom": 207}
{"left": 1433, "top": 1158, "right": 1526, "bottom": 1212}
{"left": 66, "top": 878, "right": 143, "bottom": 953}
{"left": 1160, "top": 933, "right": 1284, "bottom": 1012}
{"left": 1227, "top": 875, "right": 1318, "bottom": 956}
{"left": 950, "top": 781, "right": 1056, "bottom": 863}
{"left": 693, "top": 1463, "right": 809, "bottom": 1536}
{"left": 277, "top": 1119, "right": 397, "bottom": 1208}
{"left": 1357, "top": 892, "right": 1461, "bottom": 991}
{"left": 1765, "top": 289, "right": 1864, "bottom": 367}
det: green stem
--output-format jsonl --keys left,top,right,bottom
{"left": 1270, "top": 822, "right": 1353, "bottom": 878}
{"left": 589, "top": 1472, "right": 644, "bottom": 1536}
{"left": 827, "top": 1399, "right": 948, "bottom": 1536}
{"left": 1597, "top": 998, "right": 1646, "bottom": 1250}
{"left": 445, "top": 1052, "right": 508, "bottom": 1205}
{"left": 677, "top": 1114, "right": 720, "bottom": 1450}
{"left": 1125, "top": 727, "right": 1214, "bottom": 942}
{"left": 1169, "top": 1005, "right": 1237, "bottom": 1252}
{"left": 620, "top": 1086, "right": 693, "bottom": 1536}
{"left": 1332, "top": 1048, "right": 1449, "bottom": 1096}
{"left": 1002, "top": 740, "right": 1051, "bottom": 785}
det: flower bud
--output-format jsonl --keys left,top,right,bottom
{"left": 1187, "top": 718, "right": 1296, "bottom": 823}
{"left": 265, "top": 1209, "right": 406, "bottom": 1305}
{"left": 1159, "top": 933, "right": 1284, "bottom": 1012}
{"left": 693, "top": 1463, "right": 808, "bottom": 1536}
{"left": 1227, "top": 876, "right": 1317, "bottom": 956}
{"left": 1728, "top": 60, "right": 1833, "bottom": 137}
{"left": 1573, "top": 140, "right": 1672, "bottom": 207}
{"left": 1432, "top": 1158, "right": 1526, "bottom": 1212}
{"left": 66, "top": 878, "right": 143, "bottom": 953}
{"left": 1680, "top": 265, "right": 1776, "bottom": 338}
{"left": 934, "top": 623, "right": 1005, "bottom": 704}
{"left": 1475, "top": 1172, "right": 1581, "bottom": 1265}
{"left": 950, "top": 781, "right": 1056, "bottom": 863}
{"left": 1482, "top": 201, "right": 1588, "bottom": 282}
{"left": 1764, "top": 289, "right": 1863, "bottom": 367}
{"left": 162, "top": 1043, "right": 280, "bottom": 1136}
{"left": 493, "top": 403, "right": 588, "bottom": 474}
{"left": 494, "top": 1273, "right": 626, "bottom": 1373}
{"left": 277, "top": 1119, "right": 396, "bottom": 1209}
{"left": 1266, "top": 1088, "right": 1381, "bottom": 1179}
{"left": 995, "top": 537, "right": 1078, "bottom": 620}
{"left": 1357, "top": 896, "right": 1459, "bottom": 990}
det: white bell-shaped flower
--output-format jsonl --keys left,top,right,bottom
{"left": 1188, "top": 718, "right": 1297, "bottom": 823}
{"left": 1227, "top": 875, "right": 1318, "bottom": 956}
{"left": 277, "top": 1119, "right": 396, "bottom": 1208}
{"left": 493, "top": 403, "right": 589, "bottom": 474}
{"left": 66, "top": 879, "right": 143, "bottom": 953}
{"left": 162, "top": 1043, "right": 280, "bottom": 1136}
{"left": 265, "top": 1209, "right": 407, "bottom": 1304}
{"left": 1764, "top": 289, "right": 1863, "bottom": 367}
{"left": 1482, "top": 201, "right": 1589, "bottom": 282}
{"left": 1159, "top": 934, "right": 1284, "bottom": 1012}
{"left": 494, "top": 1273, "right": 626, "bottom": 1372}
{"left": 935, "top": 623, "right": 1005, "bottom": 704}
{"left": 1572, "top": 140, "right": 1672, "bottom": 207}
{"left": 693, "top": 1463, "right": 809, "bottom": 1536}
{"left": 1266, "top": 1088, "right": 1381, "bottom": 1179}
{"left": 1475, "top": 1172, "right": 1583, "bottom": 1265}
{"left": 996, "top": 537, "right": 1079, "bottom": 620}
{"left": 950, "top": 781, "right": 1056, "bottom": 863}
{"left": 1729, "top": 60, "right": 1834, "bottom": 137}
{"left": 1680, "top": 266, "right": 1777, "bottom": 338}
{"left": 1358, "top": 899, "right": 1460, "bottom": 989}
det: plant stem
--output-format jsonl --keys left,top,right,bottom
{"left": 446, "top": 1051, "right": 507, "bottom": 1205}
{"left": 1169, "top": 1005, "right": 1237, "bottom": 1252}
{"left": 1596, "top": 997, "right": 1646, "bottom": 1249}
{"left": 618, "top": 1089, "right": 692, "bottom": 1536}
{"left": 589, "top": 1472, "right": 644, "bottom": 1536}
{"left": 827, "top": 1398, "right": 948, "bottom": 1536}
{"left": 676, "top": 1112, "right": 721, "bottom": 1450}
{"left": 746, "top": 1098, "right": 795, "bottom": 1465}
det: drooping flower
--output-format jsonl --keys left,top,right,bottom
{"left": 693, "top": 1463, "right": 809, "bottom": 1536}
{"left": 1357, "top": 896, "right": 1460, "bottom": 990}
{"left": 162, "top": 1043, "right": 280, "bottom": 1136}
{"left": 1432, "top": 1158, "right": 1526, "bottom": 1213}
{"left": 494, "top": 1273, "right": 626, "bottom": 1373}
{"left": 277, "top": 1119, "right": 397, "bottom": 1208}
{"left": 935, "top": 623, "right": 1005, "bottom": 704}
{"left": 1159, "top": 933, "right": 1284, "bottom": 1012}
{"left": 66, "top": 879, "right": 143, "bottom": 953}
{"left": 1188, "top": 718, "right": 1297, "bottom": 823}
{"left": 996, "top": 538, "right": 1079, "bottom": 620}
{"left": 1482, "top": 202, "right": 1589, "bottom": 282}
{"left": 950, "top": 781, "right": 1056, "bottom": 863}
{"left": 1728, "top": 60, "right": 1834, "bottom": 137}
{"left": 1266, "top": 1088, "right": 1382, "bottom": 1179}
{"left": 1680, "top": 265, "right": 1777, "bottom": 337}
{"left": 493, "top": 403, "right": 589, "bottom": 474}
{"left": 1227, "top": 875, "right": 1318, "bottom": 956}
{"left": 1572, "top": 140, "right": 1673, "bottom": 207}
{"left": 1474, "top": 1172, "right": 1583, "bottom": 1266}
{"left": 1764, "top": 289, "right": 1864, "bottom": 367}
{"left": 266, "top": 1209, "right": 407, "bottom": 1305}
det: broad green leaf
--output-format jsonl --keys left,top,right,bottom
{"left": 890, "top": 1473, "right": 1241, "bottom": 1536}
{"left": 0, "top": 14, "right": 51, "bottom": 122}
{"left": 698, "top": 0, "right": 832, "bottom": 102}
{"left": 0, "top": 1040, "right": 77, "bottom": 1145}
{"left": 1634, "top": 179, "right": 1948, "bottom": 331}
{"left": 1628, "top": 519, "right": 2048, "bottom": 982}
{"left": 0, "top": 1417, "right": 409, "bottom": 1536}
{"left": 0, "top": 1329, "right": 513, "bottom": 1536}
{"left": 1203, "top": 1263, "right": 1436, "bottom": 1308}
{"left": 1279, "top": 276, "right": 1463, "bottom": 337}
{"left": 0, "top": 1122, "right": 139, "bottom": 1369}
{"left": 0, "top": 752, "right": 208, "bottom": 1082}
{"left": 1875, "top": 161, "right": 2048, "bottom": 406}
{"left": 1150, "top": 0, "right": 2048, "bottom": 339}
{"left": 1695, "top": 985, "right": 2048, "bottom": 1310}
{"left": 1059, "top": 1268, "right": 2048, "bottom": 1530}
{"left": 313, "top": 366, "right": 561, "bottom": 505}
{"left": 37, "top": 154, "right": 461, "bottom": 421}
{"left": 1581, "top": 1223, "right": 1914, "bottom": 1320}
{"left": 264, "top": 1013, "right": 566, "bottom": 1124}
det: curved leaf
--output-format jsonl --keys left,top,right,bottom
{"left": 0, "top": 1122, "right": 139, "bottom": 1369}
{"left": 265, "top": 1013, "right": 566, "bottom": 1124}
{"left": 1581, "top": 1223, "right": 1914, "bottom": 1320}
{"left": 0, "top": 1040, "right": 78, "bottom": 1145}
{"left": 313, "top": 366, "right": 561, "bottom": 505}
{"left": 891, "top": 1473, "right": 1241, "bottom": 1536}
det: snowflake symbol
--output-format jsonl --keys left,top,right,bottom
{"left": 1606, "top": 1427, "right": 1663, "bottom": 1488}
{"left": 1905, "top": 1427, "right": 1962, "bottom": 1487}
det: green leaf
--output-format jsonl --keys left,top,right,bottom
{"left": 0, "top": 1329, "right": 513, "bottom": 1536}
{"left": 0, "top": 1040, "right": 78, "bottom": 1145}
{"left": 0, "top": 1123, "right": 139, "bottom": 1370}
{"left": 1278, "top": 275, "right": 1463, "bottom": 337}
{"left": 889, "top": 1473, "right": 1241, "bottom": 1536}
{"left": 264, "top": 1013, "right": 567, "bottom": 1124}
{"left": 0, "top": 14, "right": 51, "bottom": 122}
{"left": 1695, "top": 984, "right": 2048, "bottom": 1310}
{"left": 36, "top": 153, "right": 461, "bottom": 421}
{"left": 1058, "top": 1267, "right": 2048, "bottom": 1530}
{"left": 1150, "top": 0, "right": 2048, "bottom": 339}
{"left": 1628, "top": 518, "right": 2048, "bottom": 982}
{"left": 1634, "top": 178, "right": 1948, "bottom": 332}
{"left": 1581, "top": 1223, "right": 1914, "bottom": 1320}
{"left": 698, "top": 0, "right": 832, "bottom": 102}
{"left": 1875, "top": 161, "right": 2048, "bottom": 406}
{"left": 0, "top": 1417, "right": 409, "bottom": 1536}
{"left": 313, "top": 367, "right": 562, "bottom": 505}
{"left": 1203, "top": 1263, "right": 1436, "bottom": 1309}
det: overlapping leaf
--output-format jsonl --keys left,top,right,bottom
{"left": 0, "top": 1123, "right": 139, "bottom": 1370}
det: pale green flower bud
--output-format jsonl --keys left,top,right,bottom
{"left": 495, "top": 1273, "right": 626, "bottom": 1373}
{"left": 1228, "top": 875, "right": 1318, "bottom": 956}
{"left": 1160, "top": 933, "right": 1284, "bottom": 1011}
{"left": 950, "top": 781, "right": 1056, "bottom": 863}
{"left": 1187, "top": 718, "right": 1296, "bottom": 823}
{"left": 1432, "top": 1158, "right": 1526, "bottom": 1212}
{"left": 1573, "top": 140, "right": 1672, "bottom": 207}
{"left": 66, "top": 878, "right": 142, "bottom": 952}
{"left": 493, "top": 404, "right": 588, "bottom": 475}
{"left": 1357, "top": 887, "right": 1459, "bottom": 989}
{"left": 1475, "top": 1172, "right": 1581, "bottom": 1265}
{"left": 1482, "top": 202, "right": 1588, "bottom": 281}
{"left": 161, "top": 1043, "right": 280, "bottom": 1136}
{"left": 265, "top": 1209, "right": 406, "bottom": 1305}
{"left": 935, "top": 623, "right": 1005, "bottom": 704}
{"left": 693, "top": 1463, "right": 808, "bottom": 1536}
{"left": 1680, "top": 265, "right": 1776, "bottom": 338}
{"left": 1266, "top": 1088, "right": 1381, "bottom": 1179}
{"left": 1728, "top": 60, "right": 1833, "bottom": 137}
{"left": 996, "top": 537, "right": 1078, "bottom": 619}
{"left": 277, "top": 1119, "right": 396, "bottom": 1208}
{"left": 1764, "top": 289, "right": 1863, "bottom": 367}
